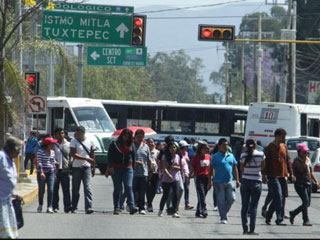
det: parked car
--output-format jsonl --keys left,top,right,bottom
{"left": 286, "top": 136, "right": 320, "bottom": 163}
{"left": 311, "top": 148, "right": 320, "bottom": 192}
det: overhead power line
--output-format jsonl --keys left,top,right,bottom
{"left": 139, "top": 0, "right": 249, "bottom": 14}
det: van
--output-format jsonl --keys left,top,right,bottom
{"left": 286, "top": 136, "right": 320, "bottom": 162}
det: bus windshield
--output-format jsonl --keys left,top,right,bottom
{"left": 72, "top": 107, "right": 115, "bottom": 133}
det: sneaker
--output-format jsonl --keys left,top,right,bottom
{"left": 213, "top": 206, "right": 218, "bottom": 211}
{"left": 139, "top": 210, "right": 146, "bottom": 215}
{"left": 71, "top": 209, "right": 77, "bottom": 214}
{"left": 261, "top": 207, "right": 266, "bottom": 218}
{"left": 37, "top": 205, "right": 42, "bottom": 213}
{"left": 130, "top": 207, "right": 138, "bottom": 215}
{"left": 147, "top": 205, "right": 153, "bottom": 212}
{"left": 195, "top": 213, "right": 203, "bottom": 218}
{"left": 221, "top": 220, "right": 227, "bottom": 224}
{"left": 53, "top": 208, "right": 59, "bottom": 213}
{"left": 303, "top": 221, "right": 312, "bottom": 226}
{"left": 64, "top": 206, "right": 72, "bottom": 213}
{"left": 86, "top": 209, "right": 94, "bottom": 214}
{"left": 275, "top": 221, "right": 286, "bottom": 226}
{"left": 202, "top": 211, "right": 208, "bottom": 218}
{"left": 185, "top": 204, "right": 194, "bottom": 210}
{"left": 248, "top": 232, "right": 259, "bottom": 235}
{"left": 47, "top": 207, "right": 54, "bottom": 214}
{"left": 113, "top": 208, "right": 120, "bottom": 215}
{"left": 172, "top": 213, "right": 180, "bottom": 218}
{"left": 158, "top": 210, "right": 163, "bottom": 217}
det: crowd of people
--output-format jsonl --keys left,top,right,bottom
{"left": 1, "top": 126, "right": 319, "bottom": 238}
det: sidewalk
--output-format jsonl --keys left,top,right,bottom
{"left": 14, "top": 173, "right": 38, "bottom": 205}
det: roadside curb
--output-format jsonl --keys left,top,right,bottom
{"left": 22, "top": 187, "right": 38, "bottom": 205}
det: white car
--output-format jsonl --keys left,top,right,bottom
{"left": 311, "top": 148, "right": 320, "bottom": 192}
{"left": 286, "top": 136, "right": 320, "bottom": 163}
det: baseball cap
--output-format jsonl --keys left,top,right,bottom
{"left": 179, "top": 140, "right": 189, "bottom": 148}
{"left": 297, "top": 143, "right": 309, "bottom": 152}
{"left": 42, "top": 137, "right": 58, "bottom": 145}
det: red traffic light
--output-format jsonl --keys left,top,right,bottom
{"left": 202, "top": 29, "right": 211, "bottom": 38}
{"left": 134, "top": 18, "right": 143, "bottom": 27}
{"left": 27, "top": 75, "right": 36, "bottom": 83}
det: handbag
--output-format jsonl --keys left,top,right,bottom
{"left": 12, "top": 195, "right": 24, "bottom": 229}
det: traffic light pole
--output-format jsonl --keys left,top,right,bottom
{"left": 257, "top": 14, "right": 262, "bottom": 103}
{"left": 225, "top": 42, "right": 230, "bottom": 105}
{"left": 290, "top": 0, "right": 297, "bottom": 103}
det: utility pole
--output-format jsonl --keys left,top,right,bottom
{"left": 224, "top": 42, "right": 230, "bottom": 104}
{"left": 289, "top": 0, "right": 297, "bottom": 103}
{"left": 48, "top": 50, "right": 54, "bottom": 96}
{"left": 257, "top": 14, "right": 263, "bottom": 102}
{"left": 240, "top": 44, "right": 245, "bottom": 105}
{"left": 77, "top": 44, "right": 83, "bottom": 97}
{"left": 253, "top": 43, "right": 257, "bottom": 102}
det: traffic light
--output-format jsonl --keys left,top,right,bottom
{"left": 25, "top": 72, "right": 39, "bottom": 95}
{"left": 198, "top": 24, "right": 235, "bottom": 41}
{"left": 131, "top": 15, "right": 146, "bottom": 46}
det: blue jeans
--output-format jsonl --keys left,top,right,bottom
{"left": 72, "top": 167, "right": 93, "bottom": 211}
{"left": 111, "top": 167, "right": 135, "bottom": 210}
{"left": 291, "top": 183, "right": 311, "bottom": 222}
{"left": 53, "top": 169, "right": 71, "bottom": 210}
{"left": 214, "top": 182, "right": 236, "bottom": 221}
{"left": 266, "top": 177, "right": 286, "bottom": 223}
{"left": 37, "top": 172, "right": 55, "bottom": 208}
{"left": 184, "top": 177, "right": 190, "bottom": 205}
{"left": 240, "top": 179, "right": 262, "bottom": 233}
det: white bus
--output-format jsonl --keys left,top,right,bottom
{"left": 245, "top": 102, "right": 320, "bottom": 147}
{"left": 31, "top": 97, "right": 116, "bottom": 174}
{"left": 100, "top": 99, "right": 248, "bottom": 147}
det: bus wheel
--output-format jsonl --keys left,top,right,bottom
{"left": 98, "top": 165, "right": 107, "bottom": 175}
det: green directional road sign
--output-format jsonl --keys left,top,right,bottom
{"left": 87, "top": 46, "right": 147, "bottom": 67}
{"left": 42, "top": 11, "right": 132, "bottom": 45}
{"left": 43, "top": 2, "right": 134, "bottom": 14}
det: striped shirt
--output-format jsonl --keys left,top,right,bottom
{"left": 133, "top": 142, "right": 152, "bottom": 177}
{"left": 240, "top": 150, "right": 265, "bottom": 181}
{"left": 37, "top": 148, "right": 56, "bottom": 174}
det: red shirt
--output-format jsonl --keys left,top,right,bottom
{"left": 191, "top": 154, "right": 211, "bottom": 177}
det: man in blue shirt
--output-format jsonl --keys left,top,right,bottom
{"left": 207, "top": 138, "right": 240, "bottom": 224}
{"left": 24, "top": 131, "right": 38, "bottom": 175}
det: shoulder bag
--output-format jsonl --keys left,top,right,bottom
{"left": 75, "top": 138, "right": 96, "bottom": 177}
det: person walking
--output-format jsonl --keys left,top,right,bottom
{"left": 0, "top": 137, "right": 22, "bottom": 238}
{"left": 179, "top": 140, "right": 194, "bottom": 210}
{"left": 240, "top": 139, "right": 265, "bottom": 235}
{"left": 24, "top": 131, "right": 38, "bottom": 175}
{"left": 289, "top": 143, "right": 320, "bottom": 226}
{"left": 207, "top": 138, "right": 240, "bottom": 224}
{"left": 70, "top": 126, "right": 95, "bottom": 214}
{"left": 146, "top": 138, "right": 159, "bottom": 212}
{"left": 52, "top": 128, "right": 72, "bottom": 213}
{"left": 263, "top": 128, "right": 295, "bottom": 225}
{"left": 36, "top": 137, "right": 57, "bottom": 213}
{"left": 132, "top": 129, "right": 152, "bottom": 215}
{"left": 158, "top": 141, "right": 182, "bottom": 218}
{"left": 105, "top": 128, "right": 138, "bottom": 215}
{"left": 190, "top": 141, "right": 211, "bottom": 218}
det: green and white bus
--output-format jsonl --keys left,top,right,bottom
{"left": 30, "top": 97, "right": 116, "bottom": 174}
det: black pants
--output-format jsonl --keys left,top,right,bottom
{"left": 195, "top": 176, "right": 208, "bottom": 215}
{"left": 160, "top": 181, "right": 179, "bottom": 213}
{"left": 133, "top": 176, "right": 148, "bottom": 211}
{"left": 53, "top": 169, "right": 72, "bottom": 211}
{"left": 291, "top": 183, "right": 311, "bottom": 222}
{"left": 24, "top": 153, "right": 35, "bottom": 174}
{"left": 147, "top": 173, "right": 159, "bottom": 206}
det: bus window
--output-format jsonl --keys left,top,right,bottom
{"left": 127, "top": 107, "right": 156, "bottom": 128}
{"left": 72, "top": 107, "right": 115, "bottom": 133}
{"left": 195, "top": 110, "right": 220, "bottom": 134}
{"left": 64, "top": 108, "right": 77, "bottom": 132}
{"left": 234, "top": 119, "right": 245, "bottom": 135}
{"left": 108, "top": 111, "right": 119, "bottom": 129}
{"left": 309, "top": 119, "right": 320, "bottom": 137}
{"left": 161, "top": 109, "right": 192, "bottom": 133}
{"left": 32, "top": 114, "right": 46, "bottom": 131}
{"left": 51, "top": 107, "right": 63, "bottom": 134}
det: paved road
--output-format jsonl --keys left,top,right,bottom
{"left": 19, "top": 174, "right": 320, "bottom": 238}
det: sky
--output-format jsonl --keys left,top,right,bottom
{"left": 75, "top": 0, "right": 288, "bottom": 94}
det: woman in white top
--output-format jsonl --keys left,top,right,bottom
{"left": 240, "top": 139, "right": 265, "bottom": 235}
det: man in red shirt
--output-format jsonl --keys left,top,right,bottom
{"left": 190, "top": 141, "right": 211, "bottom": 218}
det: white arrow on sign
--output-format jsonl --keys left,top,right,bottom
{"left": 125, "top": 7, "right": 129, "bottom": 13}
{"left": 90, "top": 51, "right": 100, "bottom": 61}
{"left": 116, "top": 23, "right": 129, "bottom": 38}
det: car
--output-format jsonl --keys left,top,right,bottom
{"left": 286, "top": 136, "right": 320, "bottom": 163}
{"left": 311, "top": 148, "right": 320, "bottom": 193}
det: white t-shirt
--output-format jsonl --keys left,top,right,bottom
{"left": 70, "top": 138, "right": 95, "bottom": 168}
